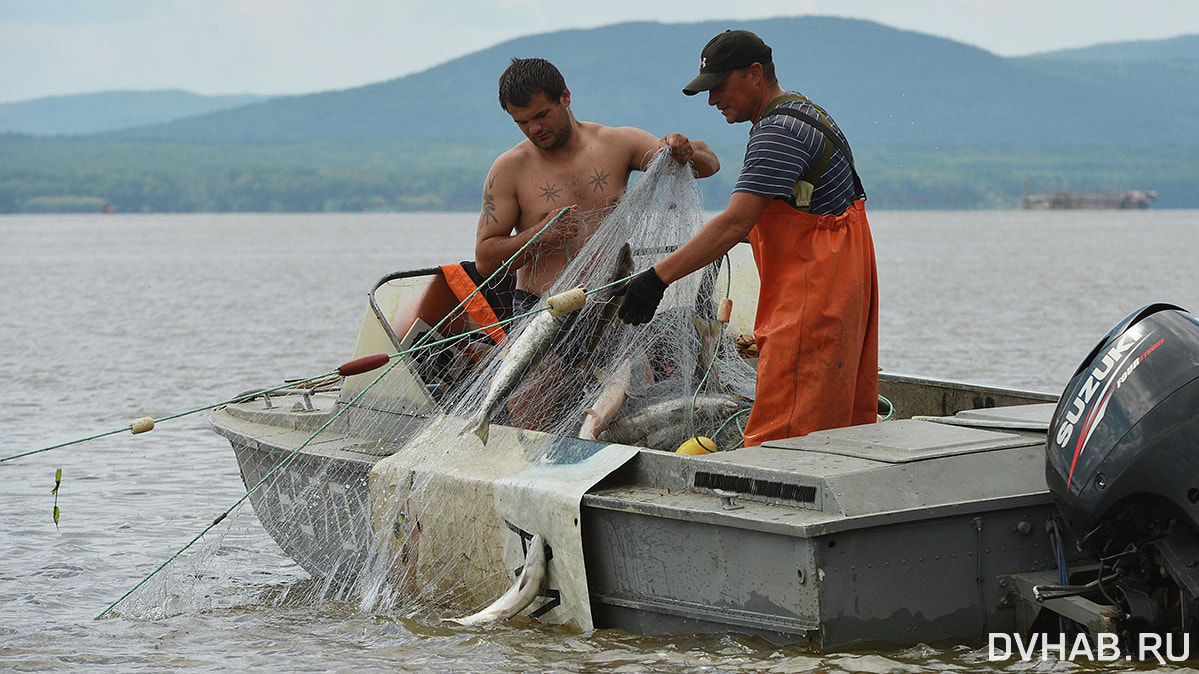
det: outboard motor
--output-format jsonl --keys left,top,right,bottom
{"left": 1046, "top": 303, "right": 1199, "bottom": 638}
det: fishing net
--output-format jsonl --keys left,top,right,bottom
{"left": 436, "top": 148, "right": 759, "bottom": 451}
{"left": 117, "top": 149, "right": 761, "bottom": 626}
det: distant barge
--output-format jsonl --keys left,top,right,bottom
{"left": 1021, "top": 189, "right": 1156, "bottom": 209}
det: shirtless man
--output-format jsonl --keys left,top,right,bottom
{"left": 475, "top": 58, "right": 719, "bottom": 299}
{"left": 469, "top": 58, "right": 718, "bottom": 431}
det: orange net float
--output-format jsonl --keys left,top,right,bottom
{"left": 337, "top": 353, "right": 391, "bottom": 377}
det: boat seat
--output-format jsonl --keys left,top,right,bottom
{"left": 341, "top": 262, "right": 521, "bottom": 412}
{"left": 378, "top": 261, "right": 521, "bottom": 352}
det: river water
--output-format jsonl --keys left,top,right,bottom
{"left": 3, "top": 210, "right": 1199, "bottom": 672}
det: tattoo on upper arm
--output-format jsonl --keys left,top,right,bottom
{"left": 480, "top": 176, "right": 498, "bottom": 228}
{"left": 538, "top": 182, "right": 561, "bottom": 203}
{"left": 587, "top": 168, "right": 610, "bottom": 192}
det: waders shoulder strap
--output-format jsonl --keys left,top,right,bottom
{"left": 761, "top": 94, "right": 866, "bottom": 203}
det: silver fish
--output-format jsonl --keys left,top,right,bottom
{"left": 578, "top": 348, "right": 653, "bottom": 442}
{"left": 448, "top": 533, "right": 546, "bottom": 626}
{"left": 602, "top": 394, "right": 743, "bottom": 446}
{"left": 643, "top": 424, "right": 723, "bottom": 452}
{"left": 692, "top": 314, "right": 723, "bottom": 386}
{"left": 463, "top": 308, "right": 571, "bottom": 445}
{"left": 391, "top": 497, "right": 422, "bottom": 596}
{"left": 577, "top": 243, "right": 634, "bottom": 376}
{"left": 579, "top": 357, "right": 633, "bottom": 442}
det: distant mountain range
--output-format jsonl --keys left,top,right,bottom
{"left": 1019, "top": 34, "right": 1199, "bottom": 62}
{"left": 3, "top": 17, "right": 1197, "bottom": 148}
{"left": 0, "top": 90, "right": 269, "bottom": 136}
{"left": 3, "top": 18, "right": 1198, "bottom": 212}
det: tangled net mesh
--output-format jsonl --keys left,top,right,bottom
{"left": 121, "top": 150, "right": 760, "bottom": 622}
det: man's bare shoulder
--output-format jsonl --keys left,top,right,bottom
{"left": 577, "top": 122, "right": 660, "bottom": 170}
{"left": 485, "top": 142, "right": 541, "bottom": 197}
{"left": 581, "top": 122, "right": 658, "bottom": 147}
{"left": 491, "top": 141, "right": 537, "bottom": 172}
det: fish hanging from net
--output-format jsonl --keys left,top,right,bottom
{"left": 119, "top": 149, "right": 759, "bottom": 624}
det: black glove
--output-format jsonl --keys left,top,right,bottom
{"left": 616, "top": 267, "right": 669, "bottom": 325}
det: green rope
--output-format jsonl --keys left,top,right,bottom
{"left": 433, "top": 267, "right": 639, "bottom": 347}
{"left": 711, "top": 408, "right": 752, "bottom": 449}
{"left": 95, "top": 311, "right": 447, "bottom": 620}
{"left": 3, "top": 370, "right": 346, "bottom": 464}
{"left": 9, "top": 208, "right": 582, "bottom": 466}
{"left": 94, "top": 205, "right": 604, "bottom": 620}
{"left": 878, "top": 394, "right": 895, "bottom": 421}
{"left": 584, "top": 273, "right": 635, "bottom": 297}
{"left": 688, "top": 253, "right": 735, "bottom": 448}
{"left": 413, "top": 206, "right": 574, "bottom": 351}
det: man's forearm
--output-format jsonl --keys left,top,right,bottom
{"left": 476, "top": 206, "right": 574, "bottom": 276}
{"left": 476, "top": 228, "right": 537, "bottom": 276}
{"left": 654, "top": 194, "right": 764, "bottom": 283}
{"left": 689, "top": 140, "right": 720, "bottom": 179}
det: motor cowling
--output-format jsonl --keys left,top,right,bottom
{"left": 1047, "top": 304, "right": 1199, "bottom": 553}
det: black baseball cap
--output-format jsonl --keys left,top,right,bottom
{"left": 682, "top": 30, "right": 772, "bottom": 96}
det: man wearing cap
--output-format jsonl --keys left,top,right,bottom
{"left": 617, "top": 30, "right": 879, "bottom": 446}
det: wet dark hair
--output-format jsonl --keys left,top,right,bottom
{"left": 498, "top": 58, "right": 567, "bottom": 111}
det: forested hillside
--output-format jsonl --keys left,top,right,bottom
{"left": 96, "top": 18, "right": 1199, "bottom": 148}
{"left": 3, "top": 17, "right": 1197, "bottom": 212}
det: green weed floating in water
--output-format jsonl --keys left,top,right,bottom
{"left": 51, "top": 467, "right": 62, "bottom": 529}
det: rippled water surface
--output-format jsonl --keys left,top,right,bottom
{"left": 3, "top": 211, "right": 1199, "bottom": 672}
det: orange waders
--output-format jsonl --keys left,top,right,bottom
{"left": 742, "top": 198, "right": 879, "bottom": 446}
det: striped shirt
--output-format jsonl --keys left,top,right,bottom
{"left": 733, "top": 94, "right": 858, "bottom": 216}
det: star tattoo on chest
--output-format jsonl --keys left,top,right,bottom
{"left": 539, "top": 182, "right": 561, "bottom": 203}
{"left": 587, "top": 168, "right": 609, "bottom": 192}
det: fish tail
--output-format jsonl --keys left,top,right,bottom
{"left": 461, "top": 413, "right": 491, "bottom": 445}
{"left": 693, "top": 314, "right": 720, "bottom": 338}
{"left": 472, "top": 417, "right": 491, "bottom": 445}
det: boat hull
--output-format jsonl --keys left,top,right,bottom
{"left": 211, "top": 372, "right": 1067, "bottom": 648}
{"left": 215, "top": 397, "right": 384, "bottom": 586}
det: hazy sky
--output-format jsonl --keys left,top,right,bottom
{"left": 3, "top": 0, "right": 1198, "bottom": 104}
